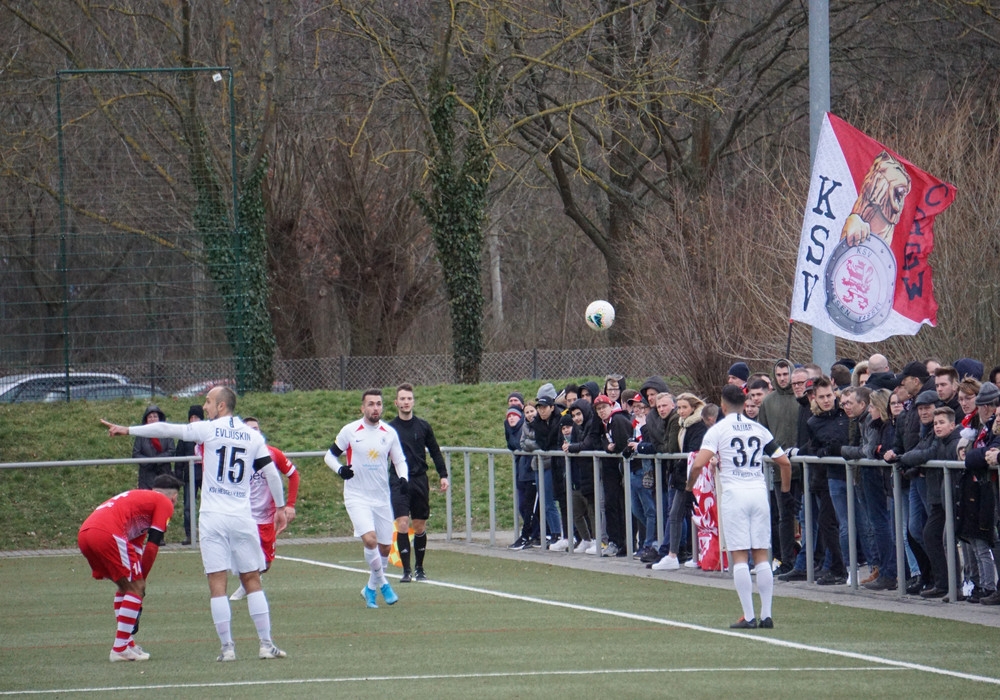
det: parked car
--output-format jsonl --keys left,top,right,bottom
{"left": 173, "top": 378, "right": 292, "bottom": 397}
{"left": 0, "top": 372, "right": 130, "bottom": 403}
{"left": 42, "top": 382, "right": 166, "bottom": 403}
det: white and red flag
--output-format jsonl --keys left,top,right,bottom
{"left": 790, "top": 113, "right": 956, "bottom": 341}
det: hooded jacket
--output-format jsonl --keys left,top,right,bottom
{"left": 134, "top": 405, "right": 175, "bottom": 490}
{"left": 757, "top": 360, "right": 799, "bottom": 450}
{"left": 506, "top": 406, "right": 535, "bottom": 482}
{"left": 639, "top": 375, "right": 670, "bottom": 398}
{"left": 565, "top": 399, "right": 599, "bottom": 494}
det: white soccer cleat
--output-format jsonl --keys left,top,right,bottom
{"left": 259, "top": 643, "right": 287, "bottom": 659}
{"left": 217, "top": 644, "right": 236, "bottom": 662}
{"left": 229, "top": 585, "right": 247, "bottom": 601}
{"left": 110, "top": 646, "right": 149, "bottom": 662}
{"left": 549, "top": 537, "right": 570, "bottom": 552}
{"left": 651, "top": 554, "right": 680, "bottom": 571}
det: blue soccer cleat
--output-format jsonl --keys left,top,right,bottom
{"left": 361, "top": 586, "right": 378, "bottom": 609}
{"left": 379, "top": 582, "right": 399, "bottom": 605}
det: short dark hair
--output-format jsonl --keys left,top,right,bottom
{"left": 934, "top": 366, "right": 959, "bottom": 383}
{"left": 720, "top": 384, "right": 746, "bottom": 408}
{"left": 396, "top": 383, "right": 414, "bottom": 395}
{"left": 748, "top": 378, "right": 770, "bottom": 392}
{"left": 813, "top": 376, "right": 834, "bottom": 391}
{"left": 933, "top": 406, "right": 956, "bottom": 422}
{"left": 841, "top": 386, "right": 871, "bottom": 406}
{"left": 563, "top": 383, "right": 579, "bottom": 396}
{"left": 243, "top": 416, "right": 259, "bottom": 425}
{"left": 362, "top": 388, "right": 383, "bottom": 402}
{"left": 830, "top": 363, "right": 853, "bottom": 387}
{"left": 152, "top": 474, "right": 183, "bottom": 491}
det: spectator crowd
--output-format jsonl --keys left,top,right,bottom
{"left": 505, "top": 355, "right": 1000, "bottom": 605}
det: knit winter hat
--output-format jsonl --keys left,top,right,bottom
{"left": 727, "top": 362, "right": 751, "bottom": 382}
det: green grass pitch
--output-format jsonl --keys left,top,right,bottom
{"left": 3, "top": 543, "right": 1000, "bottom": 698}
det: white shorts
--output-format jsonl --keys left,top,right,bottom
{"left": 199, "top": 511, "right": 265, "bottom": 575}
{"left": 345, "top": 496, "right": 394, "bottom": 544}
{"left": 719, "top": 488, "right": 770, "bottom": 552}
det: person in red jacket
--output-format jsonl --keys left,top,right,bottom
{"left": 229, "top": 417, "right": 300, "bottom": 601}
{"left": 77, "top": 474, "right": 182, "bottom": 662}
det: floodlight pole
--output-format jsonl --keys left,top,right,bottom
{"left": 809, "top": 0, "right": 836, "bottom": 372}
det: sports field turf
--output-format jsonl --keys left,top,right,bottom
{"left": 3, "top": 542, "right": 1000, "bottom": 698}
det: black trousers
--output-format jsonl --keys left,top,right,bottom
{"left": 601, "top": 462, "right": 625, "bottom": 549}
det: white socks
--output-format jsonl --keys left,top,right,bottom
{"left": 247, "top": 590, "right": 272, "bottom": 644}
{"left": 210, "top": 596, "right": 233, "bottom": 646}
{"left": 755, "top": 562, "right": 774, "bottom": 620}
{"left": 733, "top": 563, "right": 755, "bottom": 621}
{"left": 364, "top": 546, "right": 385, "bottom": 588}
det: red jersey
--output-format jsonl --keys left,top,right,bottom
{"left": 79, "top": 489, "right": 175, "bottom": 546}
{"left": 249, "top": 445, "right": 300, "bottom": 524}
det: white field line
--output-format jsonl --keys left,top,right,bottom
{"left": 1, "top": 667, "right": 902, "bottom": 695}
{"left": 281, "top": 555, "right": 1000, "bottom": 687}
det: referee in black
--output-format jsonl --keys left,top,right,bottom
{"left": 389, "top": 383, "right": 450, "bottom": 582}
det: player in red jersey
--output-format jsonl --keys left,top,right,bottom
{"left": 77, "top": 474, "right": 182, "bottom": 662}
{"left": 229, "top": 417, "right": 300, "bottom": 601}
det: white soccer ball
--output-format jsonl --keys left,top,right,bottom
{"left": 585, "top": 300, "right": 615, "bottom": 331}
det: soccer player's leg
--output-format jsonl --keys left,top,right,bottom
{"left": 409, "top": 475, "right": 431, "bottom": 580}
{"left": 373, "top": 504, "right": 399, "bottom": 604}
{"left": 391, "top": 482, "right": 412, "bottom": 580}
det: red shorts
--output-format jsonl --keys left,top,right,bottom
{"left": 78, "top": 528, "right": 142, "bottom": 582}
{"left": 258, "top": 522, "right": 276, "bottom": 565}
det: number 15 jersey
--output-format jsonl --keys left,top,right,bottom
{"left": 131, "top": 415, "right": 273, "bottom": 518}
{"left": 700, "top": 412, "right": 785, "bottom": 493}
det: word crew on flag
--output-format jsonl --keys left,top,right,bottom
{"left": 790, "top": 113, "right": 956, "bottom": 343}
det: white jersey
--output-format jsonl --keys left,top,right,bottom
{"left": 700, "top": 412, "right": 785, "bottom": 492}
{"left": 129, "top": 415, "right": 279, "bottom": 517}
{"left": 332, "top": 418, "right": 408, "bottom": 503}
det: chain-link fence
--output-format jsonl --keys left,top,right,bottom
{"left": 13, "top": 344, "right": 677, "bottom": 396}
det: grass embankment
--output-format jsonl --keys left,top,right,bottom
{"left": 0, "top": 379, "right": 599, "bottom": 551}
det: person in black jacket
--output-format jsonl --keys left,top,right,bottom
{"left": 801, "top": 377, "right": 849, "bottom": 586}
{"left": 527, "top": 384, "right": 567, "bottom": 548}
{"left": 901, "top": 406, "right": 963, "bottom": 598}
{"left": 389, "top": 384, "right": 449, "bottom": 582}
{"left": 593, "top": 394, "right": 633, "bottom": 557}
{"left": 173, "top": 405, "right": 204, "bottom": 545}
{"left": 563, "top": 398, "right": 600, "bottom": 553}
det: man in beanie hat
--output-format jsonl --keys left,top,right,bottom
{"left": 174, "top": 405, "right": 205, "bottom": 545}
{"left": 507, "top": 392, "right": 525, "bottom": 410}
{"left": 727, "top": 362, "right": 751, "bottom": 389}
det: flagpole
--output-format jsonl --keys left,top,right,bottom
{"left": 809, "top": 0, "right": 836, "bottom": 373}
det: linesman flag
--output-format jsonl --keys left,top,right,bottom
{"left": 790, "top": 113, "right": 956, "bottom": 342}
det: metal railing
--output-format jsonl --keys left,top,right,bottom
{"left": 2, "top": 449, "right": 972, "bottom": 602}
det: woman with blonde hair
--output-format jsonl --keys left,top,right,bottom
{"left": 651, "top": 392, "right": 707, "bottom": 571}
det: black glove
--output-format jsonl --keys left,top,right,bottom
{"left": 622, "top": 445, "right": 635, "bottom": 459}
{"left": 398, "top": 477, "right": 409, "bottom": 496}
{"left": 337, "top": 464, "right": 355, "bottom": 480}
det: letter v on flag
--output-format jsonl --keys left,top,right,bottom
{"left": 790, "top": 113, "right": 956, "bottom": 342}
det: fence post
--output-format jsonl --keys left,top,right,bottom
{"left": 339, "top": 355, "right": 346, "bottom": 391}
{"left": 531, "top": 348, "right": 538, "bottom": 380}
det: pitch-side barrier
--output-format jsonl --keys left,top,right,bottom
{"left": 2, "top": 450, "right": 969, "bottom": 601}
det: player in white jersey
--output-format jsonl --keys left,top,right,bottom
{"left": 686, "top": 384, "right": 791, "bottom": 630}
{"left": 325, "top": 388, "right": 409, "bottom": 609}
{"left": 102, "top": 386, "right": 289, "bottom": 661}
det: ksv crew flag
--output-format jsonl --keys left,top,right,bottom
{"left": 790, "top": 113, "right": 956, "bottom": 342}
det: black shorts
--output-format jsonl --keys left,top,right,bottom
{"left": 391, "top": 473, "right": 431, "bottom": 520}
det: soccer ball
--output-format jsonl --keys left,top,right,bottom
{"left": 584, "top": 300, "right": 615, "bottom": 331}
